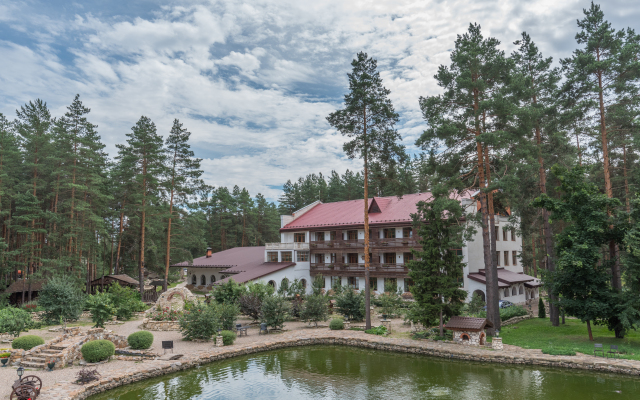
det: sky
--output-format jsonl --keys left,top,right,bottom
{"left": 1, "top": 0, "right": 639, "bottom": 202}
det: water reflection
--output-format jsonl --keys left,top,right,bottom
{"left": 90, "top": 346, "right": 640, "bottom": 400}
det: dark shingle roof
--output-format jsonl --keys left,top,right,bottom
{"left": 444, "top": 316, "right": 493, "bottom": 331}
{"left": 4, "top": 280, "right": 46, "bottom": 293}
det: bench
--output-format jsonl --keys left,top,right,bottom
{"left": 235, "top": 324, "right": 249, "bottom": 337}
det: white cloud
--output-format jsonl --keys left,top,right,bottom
{"left": 1, "top": 0, "right": 639, "bottom": 201}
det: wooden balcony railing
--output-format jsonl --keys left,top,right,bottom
{"left": 310, "top": 263, "right": 409, "bottom": 276}
{"left": 309, "top": 238, "right": 418, "bottom": 250}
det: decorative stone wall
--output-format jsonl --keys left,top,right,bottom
{"left": 141, "top": 320, "right": 180, "bottom": 331}
{"left": 502, "top": 315, "right": 532, "bottom": 326}
{"left": 148, "top": 287, "right": 196, "bottom": 314}
{"left": 18, "top": 327, "right": 82, "bottom": 366}
{"left": 453, "top": 331, "right": 481, "bottom": 346}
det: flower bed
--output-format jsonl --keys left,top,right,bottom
{"left": 148, "top": 307, "right": 182, "bottom": 322}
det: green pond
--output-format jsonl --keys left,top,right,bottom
{"left": 90, "top": 346, "right": 639, "bottom": 400}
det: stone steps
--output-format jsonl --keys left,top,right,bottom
{"left": 21, "top": 360, "right": 46, "bottom": 368}
{"left": 25, "top": 356, "right": 47, "bottom": 362}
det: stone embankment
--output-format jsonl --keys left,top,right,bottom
{"left": 40, "top": 329, "right": 640, "bottom": 400}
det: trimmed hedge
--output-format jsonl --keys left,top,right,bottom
{"left": 329, "top": 319, "right": 344, "bottom": 330}
{"left": 81, "top": 340, "right": 115, "bottom": 363}
{"left": 128, "top": 331, "right": 154, "bottom": 350}
{"left": 12, "top": 335, "right": 44, "bottom": 350}
{"left": 220, "top": 330, "right": 237, "bottom": 346}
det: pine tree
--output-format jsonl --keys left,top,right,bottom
{"left": 162, "top": 119, "right": 203, "bottom": 290}
{"left": 510, "top": 32, "right": 565, "bottom": 326}
{"left": 417, "top": 24, "right": 511, "bottom": 334}
{"left": 116, "top": 116, "right": 166, "bottom": 296}
{"left": 408, "top": 188, "right": 470, "bottom": 335}
{"left": 560, "top": 3, "right": 640, "bottom": 290}
{"left": 327, "top": 51, "right": 405, "bottom": 329}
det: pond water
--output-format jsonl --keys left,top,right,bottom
{"left": 90, "top": 346, "right": 639, "bottom": 400}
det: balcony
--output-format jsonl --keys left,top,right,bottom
{"left": 265, "top": 242, "right": 310, "bottom": 251}
{"left": 309, "top": 262, "right": 409, "bottom": 277}
{"left": 309, "top": 238, "right": 418, "bottom": 250}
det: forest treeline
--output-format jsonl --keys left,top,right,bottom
{"left": 0, "top": 97, "right": 282, "bottom": 299}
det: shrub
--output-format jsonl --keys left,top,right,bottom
{"left": 312, "top": 275, "right": 325, "bottom": 296}
{"left": 81, "top": 340, "right": 115, "bottom": 363}
{"left": 217, "top": 302, "right": 240, "bottom": 330}
{"left": 538, "top": 297, "right": 546, "bottom": 318}
{"left": 211, "top": 279, "right": 244, "bottom": 304}
{"left": 378, "top": 292, "right": 404, "bottom": 318}
{"left": 179, "top": 301, "right": 221, "bottom": 341}
{"left": 12, "top": 335, "right": 44, "bottom": 350}
{"left": 468, "top": 292, "right": 485, "bottom": 315}
{"left": 500, "top": 305, "right": 528, "bottom": 321}
{"left": 365, "top": 325, "right": 387, "bottom": 336}
{"left": 128, "top": 331, "right": 154, "bottom": 350}
{"left": 238, "top": 293, "right": 262, "bottom": 321}
{"left": 220, "top": 330, "right": 236, "bottom": 346}
{"left": 149, "top": 306, "right": 182, "bottom": 321}
{"left": 38, "top": 276, "right": 84, "bottom": 324}
{"left": 335, "top": 289, "right": 365, "bottom": 321}
{"left": 108, "top": 283, "right": 146, "bottom": 321}
{"left": 76, "top": 367, "right": 101, "bottom": 384}
{"left": 260, "top": 296, "right": 290, "bottom": 329}
{"left": 86, "top": 292, "right": 114, "bottom": 328}
{"left": 329, "top": 319, "right": 344, "bottom": 330}
{"left": 300, "top": 295, "right": 329, "bottom": 327}
{"left": 290, "top": 295, "right": 304, "bottom": 318}
{"left": 0, "top": 307, "right": 33, "bottom": 337}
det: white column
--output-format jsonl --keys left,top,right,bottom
{"left": 325, "top": 276, "right": 331, "bottom": 291}
{"left": 377, "top": 277, "right": 384, "bottom": 294}
{"left": 397, "top": 278, "right": 405, "bottom": 293}
{"left": 341, "top": 276, "right": 348, "bottom": 287}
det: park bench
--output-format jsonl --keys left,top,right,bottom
{"left": 235, "top": 324, "right": 249, "bottom": 337}
{"left": 607, "top": 345, "right": 620, "bottom": 359}
{"left": 594, "top": 343, "right": 604, "bottom": 357}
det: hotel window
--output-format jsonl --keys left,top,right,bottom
{"left": 330, "top": 231, "right": 336, "bottom": 240}
{"left": 316, "top": 232, "right": 325, "bottom": 241}
{"left": 314, "top": 254, "right": 324, "bottom": 264}
{"left": 452, "top": 249, "right": 462, "bottom": 258}
{"left": 404, "top": 278, "right": 414, "bottom": 293}
{"left": 348, "top": 253, "right": 359, "bottom": 264}
{"left": 403, "top": 252, "right": 414, "bottom": 263}
{"left": 384, "top": 253, "right": 397, "bottom": 264}
{"left": 294, "top": 233, "right": 305, "bottom": 243}
{"left": 512, "top": 251, "right": 518, "bottom": 266}
{"left": 383, "top": 228, "right": 396, "bottom": 238}
{"left": 331, "top": 276, "right": 341, "bottom": 288}
{"left": 502, "top": 228, "right": 507, "bottom": 242}
{"left": 496, "top": 251, "right": 500, "bottom": 266}
{"left": 267, "top": 252, "right": 278, "bottom": 262}
{"left": 347, "top": 230, "right": 358, "bottom": 240}
{"left": 281, "top": 252, "right": 292, "bottom": 262}
{"left": 511, "top": 229, "right": 516, "bottom": 241}
{"left": 296, "top": 251, "right": 309, "bottom": 262}
{"left": 369, "top": 277, "right": 378, "bottom": 291}
{"left": 348, "top": 277, "right": 358, "bottom": 290}
{"left": 504, "top": 251, "right": 509, "bottom": 266}
{"left": 494, "top": 226, "right": 500, "bottom": 241}
{"left": 403, "top": 227, "right": 413, "bottom": 238}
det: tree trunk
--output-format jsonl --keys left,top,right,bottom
{"left": 534, "top": 121, "right": 559, "bottom": 326}
{"left": 587, "top": 319, "right": 593, "bottom": 341}
{"left": 484, "top": 145, "right": 498, "bottom": 319}
{"left": 532, "top": 237, "right": 538, "bottom": 278}
{"left": 363, "top": 109, "right": 371, "bottom": 330}
{"left": 595, "top": 63, "right": 620, "bottom": 291}
{"left": 115, "top": 199, "right": 126, "bottom": 274}
{"left": 623, "top": 144, "right": 630, "bottom": 214}
{"left": 139, "top": 157, "right": 147, "bottom": 298}
{"left": 439, "top": 308, "right": 444, "bottom": 337}
{"left": 164, "top": 185, "right": 175, "bottom": 293}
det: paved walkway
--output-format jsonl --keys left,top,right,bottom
{"left": 32, "top": 328, "right": 640, "bottom": 400}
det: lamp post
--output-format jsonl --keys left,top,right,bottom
{"left": 16, "top": 366, "right": 24, "bottom": 383}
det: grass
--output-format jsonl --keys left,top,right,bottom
{"left": 500, "top": 318, "right": 640, "bottom": 360}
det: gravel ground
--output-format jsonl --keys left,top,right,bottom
{"left": 0, "top": 313, "right": 412, "bottom": 399}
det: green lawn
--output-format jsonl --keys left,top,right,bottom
{"left": 500, "top": 318, "right": 640, "bottom": 360}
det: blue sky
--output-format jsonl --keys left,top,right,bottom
{"left": 1, "top": 0, "right": 639, "bottom": 201}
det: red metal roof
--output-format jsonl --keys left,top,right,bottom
{"left": 281, "top": 192, "right": 472, "bottom": 231}
{"left": 171, "top": 246, "right": 265, "bottom": 269}
{"left": 217, "top": 262, "right": 296, "bottom": 285}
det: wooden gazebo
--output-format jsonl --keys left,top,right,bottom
{"left": 89, "top": 274, "right": 139, "bottom": 293}
{"left": 4, "top": 279, "right": 46, "bottom": 305}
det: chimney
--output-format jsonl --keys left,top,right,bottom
{"left": 206, "top": 247, "right": 212, "bottom": 258}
